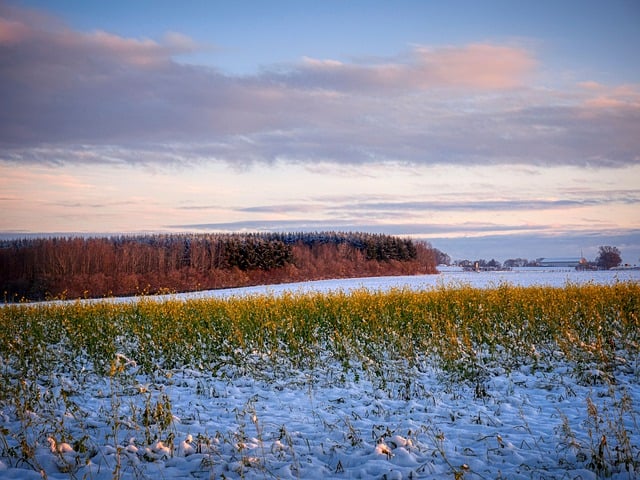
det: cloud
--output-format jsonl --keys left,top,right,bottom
{"left": 236, "top": 192, "right": 640, "bottom": 217}
{"left": 47, "top": 200, "right": 137, "bottom": 209}
{"left": 289, "top": 43, "right": 535, "bottom": 91}
{"left": 1, "top": 3, "right": 639, "bottom": 168}
{"left": 176, "top": 205, "right": 224, "bottom": 211}
{"left": 413, "top": 44, "right": 536, "bottom": 90}
{"left": 166, "top": 219, "right": 549, "bottom": 236}
{"left": 0, "top": 16, "right": 30, "bottom": 44}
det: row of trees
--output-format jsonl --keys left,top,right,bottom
{"left": 454, "top": 258, "right": 504, "bottom": 271}
{"left": 0, "top": 232, "right": 439, "bottom": 301}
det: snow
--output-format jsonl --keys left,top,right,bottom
{"left": 205, "top": 268, "right": 640, "bottom": 304}
{"left": 1, "top": 269, "right": 639, "bottom": 479}
{"left": 111, "top": 266, "right": 640, "bottom": 303}
{"left": 25, "top": 267, "right": 640, "bottom": 307}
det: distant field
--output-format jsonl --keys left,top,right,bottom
{"left": 87, "top": 265, "right": 640, "bottom": 303}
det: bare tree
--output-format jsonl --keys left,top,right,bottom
{"left": 595, "top": 246, "right": 622, "bottom": 270}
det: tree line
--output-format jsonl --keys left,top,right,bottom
{"left": 0, "top": 232, "right": 438, "bottom": 301}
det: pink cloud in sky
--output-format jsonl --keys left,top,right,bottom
{"left": 1, "top": 2, "right": 638, "bottom": 169}
{"left": 298, "top": 43, "right": 535, "bottom": 91}
{"left": 579, "top": 83, "right": 640, "bottom": 112}
{"left": 413, "top": 44, "right": 536, "bottom": 89}
{"left": 0, "top": 17, "right": 30, "bottom": 44}
{"left": 85, "top": 31, "right": 173, "bottom": 67}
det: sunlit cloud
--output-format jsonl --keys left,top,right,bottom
{"left": 234, "top": 192, "right": 640, "bottom": 218}
{"left": 46, "top": 200, "right": 138, "bottom": 209}
{"left": 1, "top": 3, "right": 638, "bottom": 169}
{"left": 294, "top": 43, "right": 535, "bottom": 91}
{"left": 0, "top": 16, "right": 30, "bottom": 43}
{"left": 412, "top": 43, "right": 536, "bottom": 89}
{"left": 166, "top": 219, "right": 544, "bottom": 234}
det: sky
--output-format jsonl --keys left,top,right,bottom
{"left": 1, "top": 0, "right": 639, "bottom": 264}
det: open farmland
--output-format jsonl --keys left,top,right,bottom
{"left": 1, "top": 270, "right": 639, "bottom": 479}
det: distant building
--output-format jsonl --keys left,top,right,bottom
{"left": 538, "top": 257, "right": 586, "bottom": 268}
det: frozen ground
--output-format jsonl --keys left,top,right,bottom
{"left": 1, "top": 269, "right": 638, "bottom": 479}
{"left": 157, "top": 266, "right": 640, "bottom": 302}
{"left": 29, "top": 267, "right": 640, "bottom": 306}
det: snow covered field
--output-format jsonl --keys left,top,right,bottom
{"left": 1, "top": 269, "right": 639, "bottom": 479}
{"left": 167, "top": 267, "right": 640, "bottom": 301}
